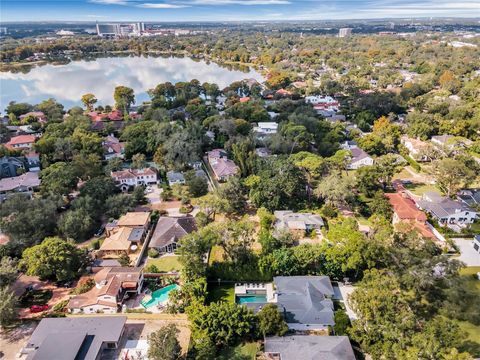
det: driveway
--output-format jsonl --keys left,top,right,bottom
{"left": 146, "top": 186, "right": 162, "bottom": 205}
{"left": 0, "top": 321, "right": 37, "bottom": 359}
{"left": 452, "top": 238, "right": 480, "bottom": 267}
{"left": 333, "top": 283, "right": 358, "bottom": 321}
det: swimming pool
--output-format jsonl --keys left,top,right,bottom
{"left": 141, "top": 284, "right": 179, "bottom": 309}
{"left": 236, "top": 294, "right": 267, "bottom": 305}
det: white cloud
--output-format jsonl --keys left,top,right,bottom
{"left": 86, "top": 14, "right": 108, "bottom": 18}
{"left": 137, "top": 3, "right": 190, "bottom": 8}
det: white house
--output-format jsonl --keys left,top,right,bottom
{"left": 401, "top": 135, "right": 428, "bottom": 161}
{"left": 347, "top": 147, "right": 374, "bottom": 170}
{"left": 253, "top": 122, "right": 278, "bottom": 139}
{"left": 416, "top": 192, "right": 478, "bottom": 231}
{"left": 111, "top": 168, "right": 157, "bottom": 191}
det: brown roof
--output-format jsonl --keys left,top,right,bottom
{"left": 149, "top": 216, "right": 197, "bottom": 249}
{"left": 117, "top": 212, "right": 150, "bottom": 227}
{"left": 386, "top": 193, "right": 427, "bottom": 222}
{"left": 99, "top": 227, "right": 133, "bottom": 252}
{"left": 211, "top": 158, "right": 239, "bottom": 178}
{"left": 111, "top": 168, "right": 157, "bottom": 181}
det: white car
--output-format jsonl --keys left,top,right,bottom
{"left": 145, "top": 186, "right": 154, "bottom": 194}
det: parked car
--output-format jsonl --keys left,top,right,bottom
{"left": 94, "top": 225, "right": 105, "bottom": 237}
{"left": 30, "top": 304, "right": 49, "bottom": 313}
{"left": 145, "top": 186, "right": 154, "bottom": 194}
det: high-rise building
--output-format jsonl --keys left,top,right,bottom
{"left": 338, "top": 28, "right": 353, "bottom": 38}
{"left": 96, "top": 22, "right": 145, "bottom": 37}
{"left": 96, "top": 23, "right": 119, "bottom": 37}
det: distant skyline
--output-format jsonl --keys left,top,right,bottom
{"left": 1, "top": 0, "right": 480, "bottom": 22}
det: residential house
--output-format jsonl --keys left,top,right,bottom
{"left": 102, "top": 135, "right": 125, "bottom": 160}
{"left": 340, "top": 140, "right": 358, "bottom": 151}
{"left": 4, "top": 134, "right": 36, "bottom": 151}
{"left": 67, "top": 267, "right": 144, "bottom": 314}
{"left": 347, "top": 147, "right": 374, "bottom": 170}
{"left": 149, "top": 216, "right": 197, "bottom": 253}
{"left": 19, "top": 111, "right": 47, "bottom": 124}
{"left": 166, "top": 171, "right": 185, "bottom": 186}
{"left": 0, "top": 171, "right": 41, "bottom": 202}
{"left": 25, "top": 152, "right": 40, "bottom": 171}
{"left": 401, "top": 135, "right": 428, "bottom": 161}
{"left": 457, "top": 188, "right": 480, "bottom": 207}
{"left": 253, "top": 122, "right": 278, "bottom": 139}
{"left": 264, "top": 335, "right": 355, "bottom": 360}
{"left": 111, "top": 168, "right": 157, "bottom": 191}
{"left": 431, "top": 134, "right": 451, "bottom": 147}
{"left": 385, "top": 192, "right": 438, "bottom": 241}
{"left": 305, "top": 96, "right": 340, "bottom": 115}
{"left": 98, "top": 212, "right": 150, "bottom": 258}
{"left": 0, "top": 156, "right": 26, "bottom": 178}
{"left": 20, "top": 316, "right": 127, "bottom": 360}
{"left": 207, "top": 149, "right": 239, "bottom": 182}
{"left": 274, "top": 211, "right": 324, "bottom": 238}
{"left": 274, "top": 276, "right": 335, "bottom": 330}
{"left": 416, "top": 192, "right": 478, "bottom": 230}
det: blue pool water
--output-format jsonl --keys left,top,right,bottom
{"left": 142, "top": 284, "right": 179, "bottom": 308}
{"left": 236, "top": 295, "right": 267, "bottom": 304}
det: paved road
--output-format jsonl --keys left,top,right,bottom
{"left": 452, "top": 238, "right": 480, "bottom": 266}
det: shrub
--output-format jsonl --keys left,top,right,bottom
{"left": 148, "top": 249, "right": 159, "bottom": 258}
{"left": 146, "top": 264, "right": 160, "bottom": 273}
{"left": 71, "top": 278, "right": 95, "bottom": 295}
{"left": 91, "top": 239, "right": 101, "bottom": 250}
{"left": 179, "top": 205, "right": 193, "bottom": 214}
{"left": 333, "top": 309, "right": 350, "bottom": 335}
{"left": 52, "top": 299, "right": 69, "bottom": 312}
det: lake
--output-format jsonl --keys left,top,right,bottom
{"left": 0, "top": 55, "right": 264, "bottom": 111}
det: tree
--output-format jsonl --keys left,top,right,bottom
{"left": 215, "top": 218, "right": 254, "bottom": 265}
{"left": 0, "top": 257, "right": 18, "bottom": 287}
{"left": 333, "top": 310, "right": 350, "bottom": 335}
{"left": 216, "top": 177, "right": 247, "bottom": 216}
{"left": 105, "top": 194, "right": 134, "bottom": 219}
{"left": 147, "top": 324, "right": 181, "bottom": 360}
{"left": 131, "top": 153, "right": 147, "bottom": 169}
{"left": 114, "top": 86, "right": 135, "bottom": 113}
{"left": 81, "top": 93, "right": 97, "bottom": 112}
{"left": 249, "top": 159, "right": 307, "bottom": 211}
{"left": 105, "top": 157, "right": 124, "bottom": 174}
{"left": 20, "top": 237, "right": 86, "bottom": 282}
{"left": 40, "top": 162, "right": 78, "bottom": 195}
{"left": 188, "top": 301, "right": 256, "bottom": 347}
{"left": 0, "top": 286, "right": 17, "bottom": 328}
{"left": 58, "top": 208, "right": 96, "bottom": 242}
{"left": 185, "top": 171, "right": 208, "bottom": 198}
{"left": 0, "top": 195, "right": 59, "bottom": 254}
{"left": 315, "top": 172, "right": 355, "bottom": 207}
{"left": 257, "top": 303, "right": 288, "bottom": 337}
{"left": 431, "top": 158, "right": 475, "bottom": 197}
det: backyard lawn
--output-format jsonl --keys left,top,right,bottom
{"left": 146, "top": 256, "right": 183, "bottom": 272}
{"left": 456, "top": 267, "right": 480, "bottom": 357}
{"left": 207, "top": 284, "right": 235, "bottom": 304}
{"left": 209, "top": 245, "right": 225, "bottom": 265}
{"left": 403, "top": 182, "right": 439, "bottom": 196}
{"left": 217, "top": 342, "right": 261, "bottom": 360}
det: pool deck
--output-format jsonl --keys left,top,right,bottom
{"left": 234, "top": 282, "right": 276, "bottom": 302}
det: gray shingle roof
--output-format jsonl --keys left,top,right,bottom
{"left": 149, "top": 216, "right": 197, "bottom": 249}
{"left": 24, "top": 316, "right": 126, "bottom": 360}
{"left": 265, "top": 335, "right": 356, "bottom": 360}
{"left": 274, "top": 276, "right": 335, "bottom": 326}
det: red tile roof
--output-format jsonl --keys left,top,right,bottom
{"left": 7, "top": 134, "right": 36, "bottom": 146}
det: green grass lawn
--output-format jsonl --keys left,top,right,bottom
{"left": 456, "top": 267, "right": 480, "bottom": 356}
{"left": 217, "top": 342, "right": 260, "bottom": 360}
{"left": 403, "top": 182, "right": 439, "bottom": 196}
{"left": 145, "top": 256, "right": 183, "bottom": 272}
{"left": 207, "top": 284, "right": 235, "bottom": 304}
{"left": 19, "top": 289, "right": 53, "bottom": 308}
{"left": 209, "top": 245, "right": 225, "bottom": 265}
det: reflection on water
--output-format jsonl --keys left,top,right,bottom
{"left": 0, "top": 55, "right": 264, "bottom": 111}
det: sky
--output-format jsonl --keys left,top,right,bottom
{"left": 1, "top": 0, "right": 479, "bottom": 22}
